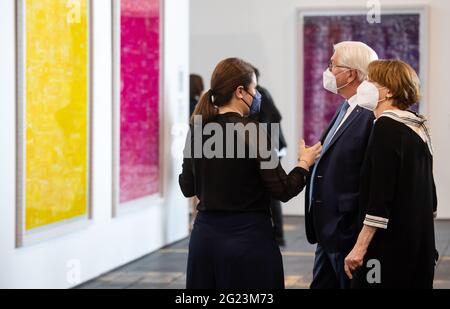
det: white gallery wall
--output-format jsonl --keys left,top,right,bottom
{"left": 190, "top": 0, "right": 450, "bottom": 218}
{"left": 0, "top": 0, "right": 190, "bottom": 288}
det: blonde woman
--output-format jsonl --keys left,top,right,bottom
{"left": 345, "top": 60, "right": 437, "bottom": 288}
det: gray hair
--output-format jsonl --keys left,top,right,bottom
{"left": 333, "top": 41, "right": 378, "bottom": 82}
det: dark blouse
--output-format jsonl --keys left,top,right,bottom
{"left": 179, "top": 112, "right": 309, "bottom": 213}
{"left": 354, "top": 116, "right": 437, "bottom": 288}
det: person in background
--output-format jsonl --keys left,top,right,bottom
{"left": 344, "top": 59, "right": 438, "bottom": 289}
{"left": 188, "top": 74, "right": 205, "bottom": 230}
{"left": 190, "top": 74, "right": 204, "bottom": 118}
{"left": 305, "top": 41, "right": 378, "bottom": 289}
{"left": 179, "top": 58, "right": 322, "bottom": 289}
{"left": 251, "top": 67, "right": 288, "bottom": 247}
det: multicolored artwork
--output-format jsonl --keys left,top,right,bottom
{"left": 118, "top": 0, "right": 161, "bottom": 204}
{"left": 18, "top": 0, "right": 91, "bottom": 233}
{"left": 302, "top": 13, "right": 421, "bottom": 145}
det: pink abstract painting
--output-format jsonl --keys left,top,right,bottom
{"left": 120, "top": 0, "right": 160, "bottom": 203}
{"left": 302, "top": 14, "right": 420, "bottom": 145}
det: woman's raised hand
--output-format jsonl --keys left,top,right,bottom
{"left": 298, "top": 140, "right": 322, "bottom": 170}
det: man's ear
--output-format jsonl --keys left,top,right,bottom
{"left": 348, "top": 69, "right": 358, "bottom": 83}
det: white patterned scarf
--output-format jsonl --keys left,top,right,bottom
{"left": 379, "top": 109, "right": 434, "bottom": 156}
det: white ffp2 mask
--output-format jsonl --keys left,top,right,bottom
{"left": 356, "top": 81, "right": 386, "bottom": 111}
{"left": 322, "top": 69, "right": 351, "bottom": 94}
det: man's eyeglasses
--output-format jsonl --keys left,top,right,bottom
{"left": 328, "top": 61, "right": 352, "bottom": 71}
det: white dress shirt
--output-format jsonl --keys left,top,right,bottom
{"left": 331, "top": 94, "right": 358, "bottom": 139}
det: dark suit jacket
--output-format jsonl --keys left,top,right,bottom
{"left": 305, "top": 102, "right": 375, "bottom": 253}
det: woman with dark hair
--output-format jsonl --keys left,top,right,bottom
{"left": 345, "top": 60, "right": 438, "bottom": 288}
{"left": 180, "top": 58, "right": 322, "bottom": 289}
{"left": 188, "top": 74, "right": 205, "bottom": 229}
{"left": 190, "top": 74, "right": 204, "bottom": 117}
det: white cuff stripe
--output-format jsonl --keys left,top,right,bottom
{"left": 364, "top": 219, "right": 388, "bottom": 230}
{"left": 365, "top": 214, "right": 389, "bottom": 224}
{"left": 364, "top": 214, "right": 389, "bottom": 230}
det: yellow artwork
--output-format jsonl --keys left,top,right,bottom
{"left": 24, "top": 0, "right": 89, "bottom": 230}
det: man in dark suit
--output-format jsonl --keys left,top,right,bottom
{"left": 305, "top": 41, "right": 378, "bottom": 289}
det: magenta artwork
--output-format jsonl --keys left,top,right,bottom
{"left": 302, "top": 14, "right": 420, "bottom": 145}
{"left": 120, "top": 0, "right": 160, "bottom": 203}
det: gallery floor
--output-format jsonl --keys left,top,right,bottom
{"left": 77, "top": 216, "right": 450, "bottom": 289}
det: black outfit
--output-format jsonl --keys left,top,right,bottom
{"left": 252, "top": 86, "right": 287, "bottom": 150}
{"left": 190, "top": 97, "right": 198, "bottom": 119}
{"left": 179, "top": 112, "right": 308, "bottom": 289}
{"left": 187, "top": 211, "right": 284, "bottom": 289}
{"left": 251, "top": 85, "right": 288, "bottom": 246}
{"left": 305, "top": 103, "right": 375, "bottom": 289}
{"left": 352, "top": 116, "right": 437, "bottom": 289}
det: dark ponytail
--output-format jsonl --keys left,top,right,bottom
{"left": 190, "top": 89, "right": 217, "bottom": 125}
{"left": 190, "top": 58, "right": 255, "bottom": 125}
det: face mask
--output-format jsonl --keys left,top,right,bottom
{"left": 356, "top": 81, "right": 387, "bottom": 111}
{"left": 242, "top": 89, "right": 262, "bottom": 116}
{"left": 323, "top": 68, "right": 352, "bottom": 94}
